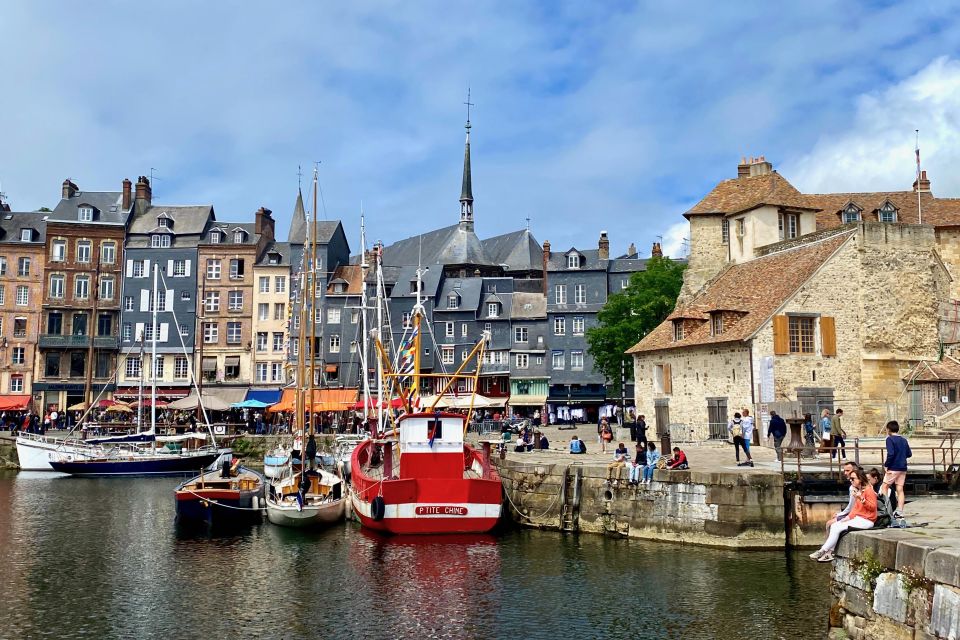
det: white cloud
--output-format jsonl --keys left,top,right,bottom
{"left": 661, "top": 222, "right": 689, "bottom": 259}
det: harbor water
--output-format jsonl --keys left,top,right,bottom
{"left": 0, "top": 472, "right": 831, "bottom": 639}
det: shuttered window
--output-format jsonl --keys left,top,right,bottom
{"left": 820, "top": 316, "right": 837, "bottom": 356}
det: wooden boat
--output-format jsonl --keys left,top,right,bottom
{"left": 265, "top": 467, "right": 345, "bottom": 528}
{"left": 263, "top": 447, "right": 291, "bottom": 480}
{"left": 49, "top": 447, "right": 226, "bottom": 477}
{"left": 174, "top": 461, "right": 264, "bottom": 526}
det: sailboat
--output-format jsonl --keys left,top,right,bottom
{"left": 264, "top": 166, "right": 346, "bottom": 528}
{"left": 349, "top": 261, "right": 503, "bottom": 535}
{"left": 49, "top": 264, "right": 229, "bottom": 477}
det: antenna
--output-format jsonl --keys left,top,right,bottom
{"left": 525, "top": 216, "right": 531, "bottom": 231}
{"left": 297, "top": 164, "right": 303, "bottom": 191}
{"left": 464, "top": 87, "right": 474, "bottom": 130}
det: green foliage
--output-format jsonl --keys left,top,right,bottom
{"left": 855, "top": 549, "right": 885, "bottom": 592}
{"left": 586, "top": 257, "right": 686, "bottom": 392}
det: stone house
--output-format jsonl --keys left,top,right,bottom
{"left": 250, "top": 241, "right": 290, "bottom": 399}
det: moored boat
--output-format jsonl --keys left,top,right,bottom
{"left": 49, "top": 447, "right": 228, "bottom": 477}
{"left": 266, "top": 467, "right": 345, "bottom": 528}
{"left": 175, "top": 461, "right": 265, "bottom": 526}
{"left": 263, "top": 447, "right": 291, "bottom": 480}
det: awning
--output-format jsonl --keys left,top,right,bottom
{"left": 267, "top": 388, "right": 358, "bottom": 413}
{"left": 352, "top": 397, "right": 405, "bottom": 410}
{"left": 202, "top": 358, "right": 217, "bottom": 372}
{"left": 168, "top": 393, "right": 231, "bottom": 411}
{"left": 224, "top": 356, "right": 241, "bottom": 367}
{"left": 246, "top": 389, "right": 282, "bottom": 405}
{"left": 509, "top": 395, "right": 548, "bottom": 407}
{"left": 113, "top": 387, "right": 190, "bottom": 400}
{"left": 325, "top": 365, "right": 338, "bottom": 373}
{"left": 421, "top": 394, "right": 506, "bottom": 409}
{"left": 0, "top": 395, "right": 31, "bottom": 411}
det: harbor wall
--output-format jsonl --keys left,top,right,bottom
{"left": 497, "top": 459, "right": 786, "bottom": 548}
{"left": 829, "top": 528, "right": 960, "bottom": 640}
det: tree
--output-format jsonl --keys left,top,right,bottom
{"left": 586, "top": 257, "right": 686, "bottom": 392}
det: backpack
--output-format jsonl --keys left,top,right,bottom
{"left": 874, "top": 493, "right": 893, "bottom": 529}
{"left": 577, "top": 440, "right": 587, "bottom": 454}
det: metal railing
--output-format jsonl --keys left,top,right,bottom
{"left": 780, "top": 440, "right": 959, "bottom": 484}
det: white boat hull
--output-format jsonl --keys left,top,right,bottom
{"left": 266, "top": 498, "right": 345, "bottom": 528}
{"left": 15, "top": 436, "right": 103, "bottom": 471}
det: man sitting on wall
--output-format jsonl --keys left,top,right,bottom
{"left": 666, "top": 447, "right": 689, "bottom": 470}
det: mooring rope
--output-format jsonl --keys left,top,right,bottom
{"left": 180, "top": 488, "right": 265, "bottom": 512}
{"left": 499, "top": 475, "right": 565, "bottom": 521}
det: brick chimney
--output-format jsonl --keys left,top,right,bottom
{"left": 737, "top": 157, "right": 751, "bottom": 179}
{"left": 627, "top": 242, "right": 637, "bottom": 257}
{"left": 738, "top": 156, "right": 773, "bottom": 178}
{"left": 651, "top": 242, "right": 663, "bottom": 258}
{"left": 121, "top": 178, "right": 132, "bottom": 211}
{"left": 913, "top": 170, "right": 931, "bottom": 194}
{"left": 62, "top": 179, "right": 78, "bottom": 200}
{"left": 598, "top": 231, "right": 609, "bottom": 260}
{"left": 135, "top": 176, "right": 152, "bottom": 207}
{"left": 255, "top": 207, "right": 275, "bottom": 241}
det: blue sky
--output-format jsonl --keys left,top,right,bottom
{"left": 2, "top": 1, "right": 960, "bottom": 258}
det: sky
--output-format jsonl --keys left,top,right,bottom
{"left": 3, "top": 2, "right": 960, "bottom": 260}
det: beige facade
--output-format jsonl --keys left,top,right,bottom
{"left": 251, "top": 257, "right": 289, "bottom": 389}
{"left": 0, "top": 215, "right": 46, "bottom": 399}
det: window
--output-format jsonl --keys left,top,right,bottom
{"left": 226, "top": 322, "right": 242, "bottom": 344}
{"left": 12, "top": 347, "right": 25, "bottom": 365}
{"left": 445, "top": 322, "right": 454, "bottom": 337}
{"left": 147, "top": 290, "right": 167, "bottom": 313}
{"left": 19, "top": 229, "right": 31, "bottom": 242}
{"left": 210, "top": 230, "right": 222, "bottom": 244}
{"left": 51, "top": 241, "right": 66, "bottom": 262}
{"left": 256, "top": 332, "right": 267, "bottom": 352}
{"left": 16, "top": 285, "right": 28, "bottom": 306}
{"left": 0, "top": 285, "right": 5, "bottom": 305}
{"left": 273, "top": 332, "right": 284, "bottom": 351}
{"left": 448, "top": 294, "right": 459, "bottom": 309}
{"left": 179, "top": 323, "right": 189, "bottom": 337}
{"left": 78, "top": 206, "right": 93, "bottom": 222}
{"left": 204, "top": 291, "right": 220, "bottom": 312}
{"left": 0, "top": 258, "right": 6, "bottom": 275}
{"left": 50, "top": 275, "right": 65, "bottom": 299}
{"left": 314, "top": 306, "right": 322, "bottom": 324}
{"left": 180, "top": 291, "right": 190, "bottom": 302}
{"left": 673, "top": 320, "right": 684, "bottom": 341}
{"left": 654, "top": 363, "right": 673, "bottom": 395}
{"left": 555, "top": 284, "right": 567, "bottom": 305}
{"left": 879, "top": 203, "right": 897, "bottom": 223}
{"left": 487, "top": 303, "right": 499, "bottom": 318}
{"left": 233, "top": 230, "right": 245, "bottom": 243}
{"left": 124, "top": 295, "right": 134, "bottom": 311}
{"left": 329, "top": 335, "right": 340, "bottom": 353}
{"left": 351, "top": 309, "right": 360, "bottom": 324}
{"left": 256, "top": 363, "right": 268, "bottom": 383}
{"left": 126, "top": 356, "right": 141, "bottom": 379}
{"left": 711, "top": 313, "right": 724, "bottom": 336}
{"left": 132, "top": 260, "right": 145, "bottom": 278}
{"left": 272, "top": 363, "right": 283, "bottom": 382}
{"left": 721, "top": 219, "right": 730, "bottom": 244}
{"left": 275, "top": 276, "right": 286, "bottom": 293}
{"left": 567, "top": 254, "right": 580, "bottom": 269}
{"left": 173, "top": 259, "right": 186, "bottom": 276}
{"left": 554, "top": 317, "right": 566, "bottom": 335}
{"left": 10, "top": 375, "right": 23, "bottom": 393}
{"left": 571, "top": 350, "right": 584, "bottom": 371}
{"left": 327, "top": 308, "right": 341, "bottom": 323}
{"left": 514, "top": 326, "right": 528, "bottom": 343}
{"left": 515, "top": 353, "right": 529, "bottom": 369}
{"left": 122, "top": 323, "right": 132, "bottom": 342}
{"left": 574, "top": 284, "right": 586, "bottom": 304}
{"left": 151, "top": 234, "right": 171, "bottom": 248}
{"left": 441, "top": 347, "right": 454, "bottom": 364}
{"left": 203, "top": 323, "right": 218, "bottom": 344}
{"left": 74, "top": 277, "right": 89, "bottom": 300}
{"left": 778, "top": 213, "right": 799, "bottom": 240}
{"left": 229, "top": 259, "right": 244, "bottom": 279}
{"left": 788, "top": 316, "right": 816, "bottom": 354}
{"left": 174, "top": 356, "right": 189, "bottom": 380}
{"left": 143, "top": 323, "right": 155, "bottom": 343}
{"left": 70, "top": 313, "right": 86, "bottom": 337}
{"left": 101, "top": 242, "right": 116, "bottom": 264}
{"left": 573, "top": 316, "right": 585, "bottom": 335}
{"left": 206, "top": 259, "right": 221, "bottom": 280}
{"left": 402, "top": 312, "right": 412, "bottom": 328}
{"left": 259, "top": 276, "right": 270, "bottom": 293}
{"left": 842, "top": 204, "right": 861, "bottom": 224}
{"left": 258, "top": 303, "right": 269, "bottom": 321}
{"left": 292, "top": 338, "right": 299, "bottom": 356}
{"left": 77, "top": 240, "right": 92, "bottom": 263}
{"left": 461, "top": 323, "right": 468, "bottom": 337}
{"left": 225, "top": 358, "right": 240, "bottom": 380}
{"left": 552, "top": 351, "right": 564, "bottom": 370}
{"left": 17, "top": 257, "right": 30, "bottom": 276}
{"left": 153, "top": 355, "right": 165, "bottom": 378}
{"left": 621, "top": 278, "right": 628, "bottom": 290}
{"left": 47, "top": 312, "right": 63, "bottom": 335}
{"left": 99, "top": 277, "right": 114, "bottom": 301}
{"left": 274, "top": 303, "right": 285, "bottom": 320}
{"left": 158, "top": 217, "right": 169, "bottom": 228}
{"left": 228, "top": 290, "right": 243, "bottom": 311}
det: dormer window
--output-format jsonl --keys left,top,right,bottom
{"left": 448, "top": 294, "right": 459, "bottom": 309}
{"left": 409, "top": 280, "right": 417, "bottom": 294}
{"left": 333, "top": 282, "right": 346, "bottom": 294}
{"left": 878, "top": 202, "right": 897, "bottom": 223}
{"left": 233, "top": 230, "right": 246, "bottom": 243}
{"left": 158, "top": 216, "right": 170, "bottom": 228}
{"left": 151, "top": 234, "right": 171, "bottom": 248}
{"left": 567, "top": 254, "right": 580, "bottom": 269}
{"left": 268, "top": 253, "right": 280, "bottom": 265}
{"left": 842, "top": 204, "right": 862, "bottom": 224}
{"left": 211, "top": 230, "right": 222, "bottom": 244}
{"left": 778, "top": 213, "right": 799, "bottom": 240}
{"left": 488, "top": 302, "right": 500, "bottom": 318}
{"left": 19, "top": 229, "right": 32, "bottom": 242}
{"left": 673, "top": 320, "right": 685, "bottom": 342}
{"left": 711, "top": 313, "right": 723, "bottom": 336}
{"left": 78, "top": 206, "right": 94, "bottom": 222}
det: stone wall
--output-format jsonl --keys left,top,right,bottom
{"left": 829, "top": 528, "right": 960, "bottom": 639}
{"left": 680, "top": 214, "right": 729, "bottom": 302}
{"left": 499, "top": 458, "right": 785, "bottom": 548}
{"left": 935, "top": 227, "right": 960, "bottom": 303}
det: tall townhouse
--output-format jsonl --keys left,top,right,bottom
{"left": 35, "top": 179, "right": 131, "bottom": 412}
{"left": 196, "top": 207, "right": 274, "bottom": 403}
{"left": 322, "top": 264, "right": 365, "bottom": 388}
{"left": 116, "top": 177, "right": 214, "bottom": 402}
{"left": 508, "top": 291, "right": 549, "bottom": 416}
{"left": 251, "top": 240, "right": 290, "bottom": 401}
{"left": 0, "top": 211, "right": 46, "bottom": 404}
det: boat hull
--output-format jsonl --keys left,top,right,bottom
{"left": 266, "top": 498, "right": 345, "bottom": 528}
{"left": 263, "top": 455, "right": 290, "bottom": 480}
{"left": 175, "top": 467, "right": 265, "bottom": 526}
{"left": 15, "top": 437, "right": 102, "bottom": 471}
{"left": 49, "top": 452, "right": 221, "bottom": 477}
{"left": 350, "top": 493, "right": 500, "bottom": 535}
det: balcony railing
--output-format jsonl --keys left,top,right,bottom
{"left": 39, "top": 334, "right": 120, "bottom": 349}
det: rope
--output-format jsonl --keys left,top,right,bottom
{"left": 180, "top": 487, "right": 265, "bottom": 512}
{"left": 499, "top": 474, "right": 565, "bottom": 521}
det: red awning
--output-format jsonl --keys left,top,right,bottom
{"left": 352, "top": 397, "right": 405, "bottom": 410}
{"left": 0, "top": 395, "right": 31, "bottom": 411}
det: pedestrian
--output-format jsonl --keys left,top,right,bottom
{"left": 533, "top": 409, "right": 541, "bottom": 427}
{"left": 635, "top": 414, "right": 648, "bottom": 445}
{"left": 641, "top": 442, "right": 661, "bottom": 485}
{"left": 606, "top": 442, "right": 629, "bottom": 484}
{"left": 810, "top": 468, "right": 877, "bottom": 563}
{"left": 728, "top": 412, "right": 752, "bottom": 466}
{"left": 819, "top": 408, "right": 833, "bottom": 455}
{"left": 831, "top": 409, "right": 847, "bottom": 460}
{"left": 802, "top": 413, "right": 817, "bottom": 455}
{"left": 628, "top": 442, "right": 647, "bottom": 485}
{"left": 767, "top": 410, "right": 788, "bottom": 462}
{"left": 881, "top": 420, "right": 912, "bottom": 521}
{"left": 600, "top": 420, "right": 613, "bottom": 453}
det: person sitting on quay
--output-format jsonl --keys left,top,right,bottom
{"left": 810, "top": 467, "right": 877, "bottom": 563}
{"left": 606, "top": 442, "right": 630, "bottom": 485}
{"left": 569, "top": 435, "right": 586, "bottom": 454}
{"left": 641, "top": 442, "right": 661, "bottom": 486}
{"left": 825, "top": 461, "right": 860, "bottom": 533}
{"left": 666, "top": 447, "right": 689, "bottom": 470}
{"left": 867, "top": 468, "right": 883, "bottom": 493}
{"left": 537, "top": 430, "right": 549, "bottom": 450}
{"left": 628, "top": 442, "right": 647, "bottom": 485}
{"left": 514, "top": 434, "right": 527, "bottom": 453}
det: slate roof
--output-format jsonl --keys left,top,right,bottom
{"left": 547, "top": 247, "right": 607, "bottom": 271}
{"left": 390, "top": 265, "right": 443, "bottom": 298}
{"left": 905, "top": 356, "right": 960, "bottom": 382}
{"left": 609, "top": 257, "right": 650, "bottom": 273}
{"left": 435, "top": 278, "right": 482, "bottom": 311}
{"left": 50, "top": 190, "right": 131, "bottom": 225}
{"left": 628, "top": 231, "right": 854, "bottom": 353}
{"left": 287, "top": 191, "right": 307, "bottom": 244}
{"left": 480, "top": 291, "right": 513, "bottom": 318}
{"left": 257, "top": 241, "right": 291, "bottom": 266}
{"left": 685, "top": 172, "right": 816, "bottom": 218}
{"left": 511, "top": 292, "right": 547, "bottom": 319}
{"left": 481, "top": 229, "right": 543, "bottom": 272}
{"left": 126, "top": 204, "right": 214, "bottom": 248}
{"left": 326, "top": 264, "right": 364, "bottom": 295}
{"left": 0, "top": 211, "right": 47, "bottom": 244}
{"left": 201, "top": 222, "right": 259, "bottom": 245}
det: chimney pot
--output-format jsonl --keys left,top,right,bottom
{"left": 913, "top": 170, "right": 931, "bottom": 194}
{"left": 651, "top": 242, "right": 663, "bottom": 258}
{"left": 598, "top": 231, "right": 610, "bottom": 260}
{"left": 121, "top": 178, "right": 132, "bottom": 210}
{"left": 627, "top": 242, "right": 637, "bottom": 257}
{"left": 61, "top": 179, "right": 78, "bottom": 200}
{"left": 135, "top": 176, "right": 152, "bottom": 207}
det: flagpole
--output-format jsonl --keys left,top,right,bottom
{"left": 916, "top": 129, "right": 923, "bottom": 225}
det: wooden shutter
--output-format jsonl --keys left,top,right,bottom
{"left": 662, "top": 363, "right": 672, "bottom": 395}
{"left": 773, "top": 315, "right": 789, "bottom": 355}
{"left": 821, "top": 316, "right": 837, "bottom": 356}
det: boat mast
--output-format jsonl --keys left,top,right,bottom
{"left": 411, "top": 263, "right": 424, "bottom": 411}
{"left": 294, "top": 259, "right": 307, "bottom": 443}
{"left": 307, "top": 166, "right": 320, "bottom": 440}
{"left": 151, "top": 263, "right": 158, "bottom": 434}
{"left": 137, "top": 325, "right": 145, "bottom": 431}
{"left": 375, "top": 244, "right": 385, "bottom": 437}
{"left": 359, "top": 212, "right": 372, "bottom": 430}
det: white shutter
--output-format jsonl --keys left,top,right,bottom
{"left": 167, "top": 260, "right": 174, "bottom": 276}
{"left": 159, "top": 323, "right": 169, "bottom": 343}
{"left": 125, "top": 260, "right": 133, "bottom": 278}
{"left": 184, "top": 259, "right": 191, "bottom": 277}
{"left": 166, "top": 289, "right": 174, "bottom": 310}
{"left": 144, "top": 259, "right": 151, "bottom": 276}
{"left": 140, "top": 290, "right": 149, "bottom": 312}
{"left": 135, "top": 322, "right": 145, "bottom": 341}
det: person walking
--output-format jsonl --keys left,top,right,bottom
{"left": 728, "top": 412, "right": 752, "bottom": 466}
{"left": 635, "top": 414, "right": 648, "bottom": 446}
{"left": 599, "top": 419, "right": 613, "bottom": 453}
{"left": 819, "top": 408, "right": 833, "bottom": 456}
{"left": 810, "top": 468, "right": 877, "bottom": 562}
{"left": 881, "top": 420, "right": 912, "bottom": 521}
{"left": 767, "top": 410, "right": 788, "bottom": 462}
{"left": 740, "top": 409, "right": 755, "bottom": 467}
{"left": 831, "top": 409, "right": 847, "bottom": 460}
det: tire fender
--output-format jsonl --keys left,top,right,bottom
{"left": 371, "top": 496, "right": 386, "bottom": 521}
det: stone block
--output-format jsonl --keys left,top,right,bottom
{"left": 872, "top": 572, "right": 908, "bottom": 623}
{"left": 894, "top": 537, "right": 943, "bottom": 578}
{"left": 842, "top": 585, "right": 874, "bottom": 619}
{"left": 925, "top": 547, "right": 960, "bottom": 589}
{"left": 931, "top": 584, "right": 960, "bottom": 639}
{"left": 908, "top": 584, "right": 932, "bottom": 630}
{"left": 834, "top": 558, "right": 869, "bottom": 591}
{"left": 861, "top": 616, "right": 912, "bottom": 640}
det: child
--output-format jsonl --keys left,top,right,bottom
{"left": 882, "top": 420, "right": 912, "bottom": 520}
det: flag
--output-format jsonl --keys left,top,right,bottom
{"left": 396, "top": 326, "right": 418, "bottom": 376}
{"left": 916, "top": 143, "right": 921, "bottom": 177}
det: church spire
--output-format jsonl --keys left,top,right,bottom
{"left": 460, "top": 89, "right": 474, "bottom": 228}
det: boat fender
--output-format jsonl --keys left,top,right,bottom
{"left": 371, "top": 496, "right": 386, "bottom": 521}
{"left": 251, "top": 496, "right": 259, "bottom": 510}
